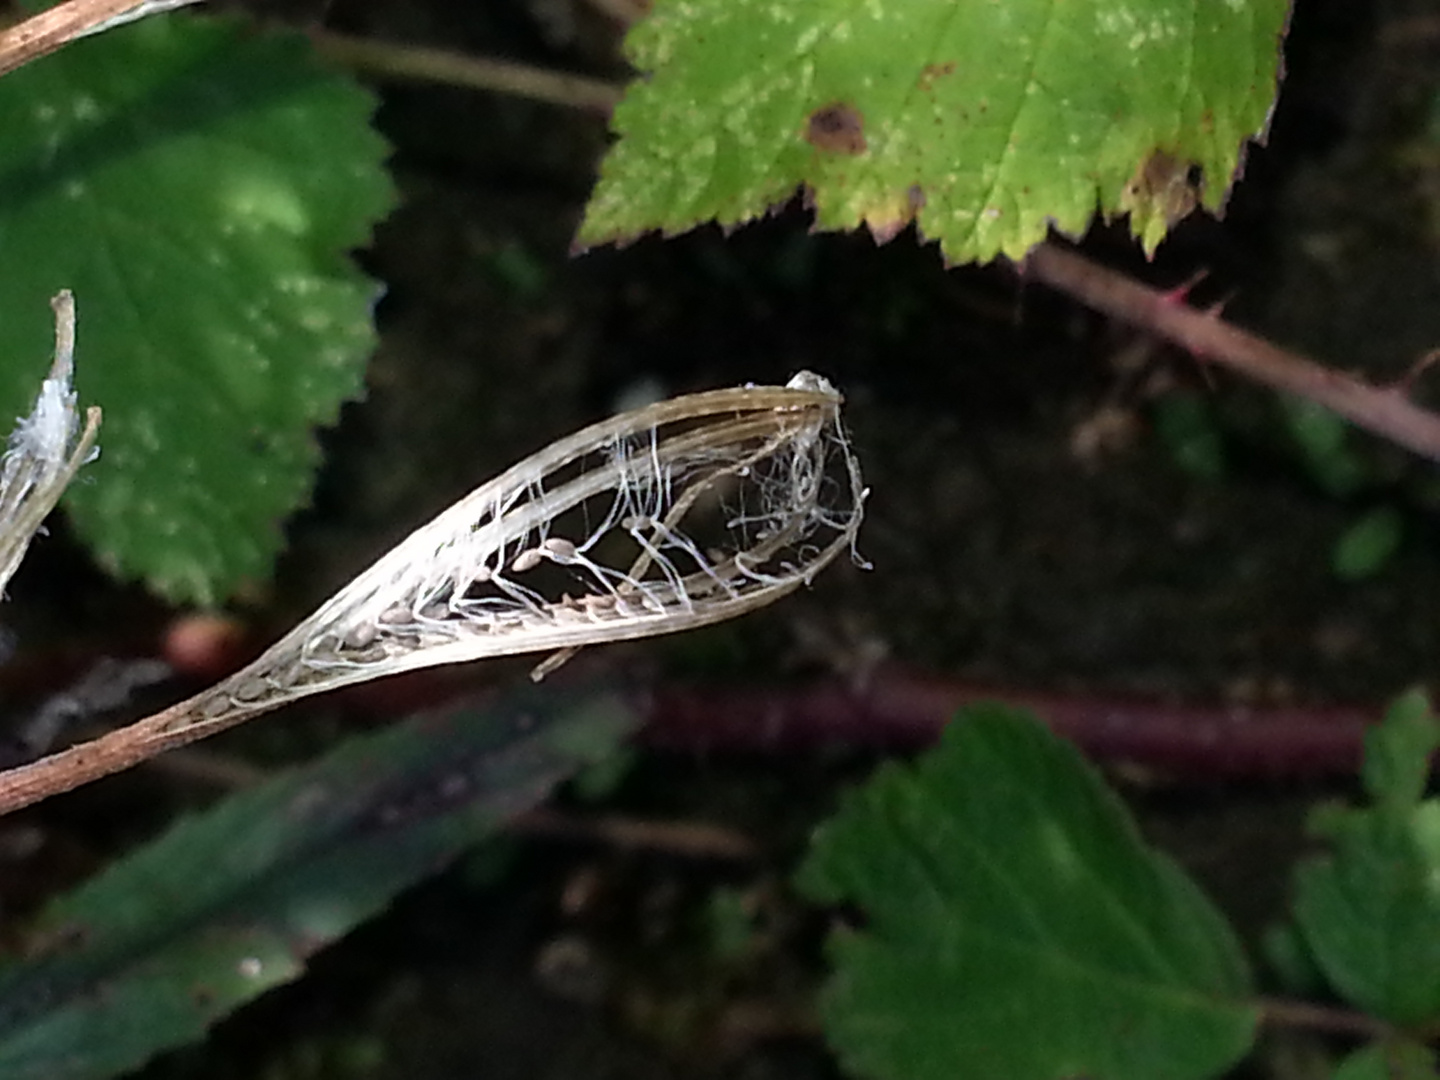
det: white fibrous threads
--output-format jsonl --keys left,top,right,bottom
{"left": 0, "top": 292, "right": 101, "bottom": 597}
{"left": 194, "top": 373, "right": 866, "bottom": 724}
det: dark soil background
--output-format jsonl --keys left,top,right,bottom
{"left": 2, "top": 0, "right": 1438, "bottom": 1077}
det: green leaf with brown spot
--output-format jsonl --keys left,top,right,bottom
{"left": 578, "top": 0, "right": 1287, "bottom": 262}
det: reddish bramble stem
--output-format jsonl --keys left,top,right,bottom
{"left": 641, "top": 664, "right": 1376, "bottom": 778}
{"left": 1026, "top": 243, "right": 1440, "bottom": 463}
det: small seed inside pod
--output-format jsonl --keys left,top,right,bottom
{"left": 541, "top": 537, "right": 578, "bottom": 563}
{"left": 511, "top": 548, "right": 544, "bottom": 572}
{"left": 201, "top": 692, "right": 231, "bottom": 719}
{"left": 343, "top": 623, "right": 379, "bottom": 649}
{"left": 232, "top": 677, "right": 269, "bottom": 702}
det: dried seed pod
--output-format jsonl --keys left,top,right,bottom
{"left": 0, "top": 372, "right": 867, "bottom": 814}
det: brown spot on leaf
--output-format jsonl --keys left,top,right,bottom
{"left": 805, "top": 102, "right": 867, "bottom": 155}
{"left": 917, "top": 61, "right": 956, "bottom": 93}
{"left": 1122, "top": 148, "right": 1204, "bottom": 228}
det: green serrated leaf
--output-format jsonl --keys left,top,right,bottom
{"left": 578, "top": 0, "right": 1287, "bottom": 262}
{"left": 0, "top": 688, "right": 636, "bottom": 1080}
{"left": 0, "top": 13, "right": 394, "bottom": 603}
{"left": 1333, "top": 1040, "right": 1438, "bottom": 1080}
{"left": 797, "top": 703, "right": 1258, "bottom": 1080}
{"left": 1293, "top": 692, "right": 1440, "bottom": 1026}
{"left": 1362, "top": 689, "right": 1439, "bottom": 811}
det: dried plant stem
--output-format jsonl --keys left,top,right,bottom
{"left": 0, "top": 0, "right": 202, "bottom": 78}
{"left": 0, "top": 696, "right": 213, "bottom": 812}
{"left": 0, "top": 0, "right": 135, "bottom": 76}
{"left": 0, "top": 374, "right": 865, "bottom": 816}
{"left": 1256, "top": 997, "right": 1389, "bottom": 1039}
{"left": 512, "top": 807, "right": 757, "bottom": 860}
{"left": 1027, "top": 242, "right": 1440, "bottom": 462}
{"left": 310, "top": 30, "right": 624, "bottom": 113}
{"left": 575, "top": 0, "right": 649, "bottom": 27}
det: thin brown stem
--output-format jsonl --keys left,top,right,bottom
{"left": 1026, "top": 242, "right": 1440, "bottom": 463}
{"left": 575, "top": 0, "right": 649, "bottom": 26}
{"left": 310, "top": 29, "right": 624, "bottom": 113}
{"left": 0, "top": 690, "right": 284, "bottom": 816}
{"left": 512, "top": 807, "right": 757, "bottom": 860}
{"left": 1257, "top": 996, "right": 1391, "bottom": 1040}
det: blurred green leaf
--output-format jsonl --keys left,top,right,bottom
{"left": 0, "top": 688, "right": 635, "bottom": 1080}
{"left": 1333, "top": 1041, "right": 1438, "bottom": 1080}
{"left": 1279, "top": 397, "right": 1368, "bottom": 498}
{"left": 1293, "top": 691, "right": 1440, "bottom": 1026}
{"left": 797, "top": 703, "right": 1257, "bottom": 1080}
{"left": 705, "top": 887, "right": 761, "bottom": 961}
{"left": 1260, "top": 922, "right": 1327, "bottom": 998}
{"left": 568, "top": 742, "right": 637, "bottom": 802}
{"left": 578, "top": 0, "right": 1287, "bottom": 261}
{"left": 486, "top": 240, "right": 549, "bottom": 297}
{"left": 1331, "top": 506, "right": 1403, "bottom": 582}
{"left": 1152, "top": 393, "right": 1226, "bottom": 481}
{"left": 0, "top": 13, "right": 393, "bottom": 603}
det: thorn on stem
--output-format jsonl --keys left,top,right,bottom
{"left": 1160, "top": 267, "right": 1211, "bottom": 306}
{"left": 1388, "top": 348, "right": 1440, "bottom": 399}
